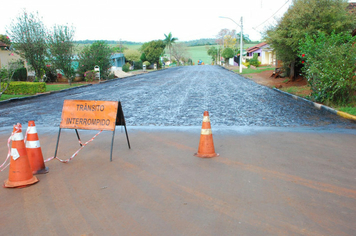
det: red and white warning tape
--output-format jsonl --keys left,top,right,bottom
{"left": 1, "top": 125, "right": 102, "bottom": 172}
{"left": 44, "top": 130, "right": 102, "bottom": 163}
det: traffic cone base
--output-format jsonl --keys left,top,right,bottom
{"left": 4, "top": 176, "right": 39, "bottom": 188}
{"left": 195, "top": 111, "right": 219, "bottom": 158}
{"left": 26, "top": 121, "right": 48, "bottom": 175}
{"left": 194, "top": 152, "right": 219, "bottom": 158}
{"left": 32, "top": 166, "right": 49, "bottom": 175}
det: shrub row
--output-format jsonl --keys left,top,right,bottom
{"left": 1, "top": 82, "right": 46, "bottom": 95}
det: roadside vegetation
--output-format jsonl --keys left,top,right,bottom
{"left": 264, "top": 0, "right": 356, "bottom": 112}
{"left": 238, "top": 66, "right": 356, "bottom": 117}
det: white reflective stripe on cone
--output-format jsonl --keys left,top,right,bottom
{"left": 12, "top": 132, "right": 24, "bottom": 141}
{"left": 27, "top": 126, "right": 37, "bottom": 134}
{"left": 26, "top": 140, "right": 41, "bottom": 148}
{"left": 203, "top": 116, "right": 210, "bottom": 122}
{"left": 201, "top": 129, "right": 212, "bottom": 135}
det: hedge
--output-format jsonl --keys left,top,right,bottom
{"left": 1, "top": 82, "right": 46, "bottom": 95}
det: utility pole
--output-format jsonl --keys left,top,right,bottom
{"left": 240, "top": 17, "right": 243, "bottom": 73}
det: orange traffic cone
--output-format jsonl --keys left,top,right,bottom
{"left": 194, "top": 111, "right": 219, "bottom": 158}
{"left": 4, "top": 123, "right": 39, "bottom": 188}
{"left": 26, "top": 120, "right": 48, "bottom": 174}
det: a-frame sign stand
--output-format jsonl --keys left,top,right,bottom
{"left": 54, "top": 100, "right": 130, "bottom": 162}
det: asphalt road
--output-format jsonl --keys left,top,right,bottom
{"left": 0, "top": 65, "right": 355, "bottom": 128}
{"left": 0, "top": 66, "right": 355, "bottom": 236}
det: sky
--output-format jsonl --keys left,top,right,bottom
{"left": 0, "top": 0, "right": 294, "bottom": 43}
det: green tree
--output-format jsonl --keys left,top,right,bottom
{"left": 112, "top": 44, "right": 127, "bottom": 53}
{"left": 207, "top": 46, "right": 218, "bottom": 64}
{"left": 264, "top": 0, "right": 355, "bottom": 80}
{"left": 48, "top": 25, "right": 76, "bottom": 85}
{"left": 7, "top": 10, "right": 49, "bottom": 81}
{"left": 78, "top": 41, "right": 112, "bottom": 78}
{"left": 124, "top": 49, "right": 141, "bottom": 65}
{"left": 236, "top": 32, "right": 251, "bottom": 44}
{"left": 141, "top": 40, "right": 166, "bottom": 67}
{"left": 221, "top": 47, "right": 235, "bottom": 65}
{"left": 163, "top": 32, "right": 178, "bottom": 61}
{"left": 140, "top": 53, "right": 147, "bottom": 62}
{"left": 299, "top": 32, "right": 356, "bottom": 105}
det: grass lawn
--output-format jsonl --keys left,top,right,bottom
{"left": 187, "top": 45, "right": 212, "bottom": 65}
{"left": 0, "top": 94, "right": 30, "bottom": 101}
{"left": 0, "top": 83, "right": 86, "bottom": 101}
{"left": 234, "top": 66, "right": 275, "bottom": 74}
{"left": 337, "top": 106, "right": 356, "bottom": 116}
{"left": 45, "top": 83, "right": 83, "bottom": 92}
{"left": 279, "top": 86, "right": 356, "bottom": 116}
{"left": 280, "top": 86, "right": 311, "bottom": 98}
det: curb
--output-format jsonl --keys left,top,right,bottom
{"left": 273, "top": 88, "right": 356, "bottom": 122}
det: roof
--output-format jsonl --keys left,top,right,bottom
{"left": 110, "top": 53, "right": 124, "bottom": 59}
{"left": 0, "top": 41, "right": 8, "bottom": 47}
{"left": 246, "top": 42, "right": 267, "bottom": 53}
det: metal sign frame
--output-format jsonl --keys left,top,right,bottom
{"left": 54, "top": 100, "right": 130, "bottom": 162}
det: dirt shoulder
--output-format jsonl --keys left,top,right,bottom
{"left": 244, "top": 70, "right": 307, "bottom": 88}
{"left": 225, "top": 66, "right": 311, "bottom": 97}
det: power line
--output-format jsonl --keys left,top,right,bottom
{"left": 253, "top": 0, "right": 291, "bottom": 29}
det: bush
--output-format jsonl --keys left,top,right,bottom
{"left": 2, "top": 82, "right": 46, "bottom": 95}
{"left": 249, "top": 54, "right": 261, "bottom": 67}
{"left": 299, "top": 32, "right": 356, "bottom": 105}
{"left": 107, "top": 72, "right": 116, "bottom": 80}
{"left": 122, "top": 63, "right": 130, "bottom": 72}
{"left": 84, "top": 70, "right": 96, "bottom": 82}
{"left": 242, "top": 61, "right": 250, "bottom": 68}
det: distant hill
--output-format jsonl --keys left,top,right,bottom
{"left": 180, "top": 38, "right": 217, "bottom": 46}
{"left": 74, "top": 39, "right": 217, "bottom": 46}
{"left": 74, "top": 40, "right": 142, "bottom": 45}
{"left": 74, "top": 39, "right": 262, "bottom": 47}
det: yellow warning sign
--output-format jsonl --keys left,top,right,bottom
{"left": 60, "top": 100, "right": 119, "bottom": 131}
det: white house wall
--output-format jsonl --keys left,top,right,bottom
{"left": 0, "top": 50, "right": 22, "bottom": 69}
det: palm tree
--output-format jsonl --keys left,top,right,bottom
{"left": 164, "top": 32, "right": 178, "bottom": 62}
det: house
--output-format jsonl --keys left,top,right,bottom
{"left": 0, "top": 41, "right": 24, "bottom": 70}
{"left": 246, "top": 42, "right": 276, "bottom": 65}
{"left": 110, "top": 53, "right": 125, "bottom": 70}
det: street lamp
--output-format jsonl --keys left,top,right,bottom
{"left": 219, "top": 16, "right": 243, "bottom": 73}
